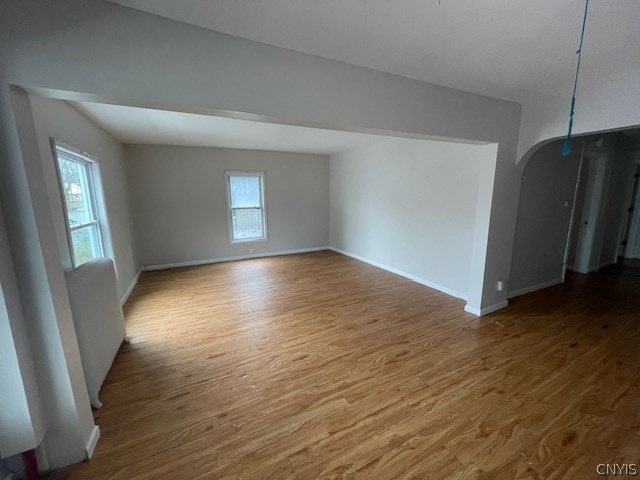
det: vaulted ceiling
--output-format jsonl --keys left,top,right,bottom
{"left": 107, "top": 0, "right": 640, "bottom": 103}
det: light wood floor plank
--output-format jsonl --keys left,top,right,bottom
{"left": 47, "top": 251, "right": 640, "bottom": 479}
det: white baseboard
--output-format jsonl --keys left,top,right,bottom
{"left": 595, "top": 259, "right": 617, "bottom": 271}
{"left": 120, "top": 268, "right": 142, "bottom": 305}
{"left": 35, "top": 442, "right": 50, "bottom": 473}
{"left": 329, "top": 247, "right": 467, "bottom": 301}
{"left": 569, "top": 258, "right": 617, "bottom": 275}
{"left": 507, "top": 277, "right": 563, "bottom": 299}
{"left": 464, "top": 300, "right": 508, "bottom": 316}
{"left": 144, "top": 247, "right": 330, "bottom": 271}
{"left": 85, "top": 425, "right": 100, "bottom": 459}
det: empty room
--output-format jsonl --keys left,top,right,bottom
{"left": 0, "top": 1, "right": 638, "bottom": 479}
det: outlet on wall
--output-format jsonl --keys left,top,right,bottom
{"left": 249, "top": 248, "right": 254, "bottom": 254}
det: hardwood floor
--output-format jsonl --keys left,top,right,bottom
{"left": 48, "top": 251, "right": 639, "bottom": 479}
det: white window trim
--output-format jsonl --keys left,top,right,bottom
{"left": 51, "top": 138, "right": 114, "bottom": 268}
{"left": 225, "top": 170, "right": 268, "bottom": 244}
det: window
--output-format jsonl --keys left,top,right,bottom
{"left": 52, "top": 140, "right": 111, "bottom": 267}
{"left": 225, "top": 171, "right": 267, "bottom": 243}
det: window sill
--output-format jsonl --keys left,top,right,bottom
{"left": 230, "top": 237, "right": 269, "bottom": 245}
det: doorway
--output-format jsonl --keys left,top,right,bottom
{"left": 566, "top": 153, "right": 611, "bottom": 274}
{"left": 565, "top": 136, "right": 640, "bottom": 277}
{"left": 509, "top": 131, "right": 640, "bottom": 300}
{"left": 620, "top": 163, "right": 640, "bottom": 259}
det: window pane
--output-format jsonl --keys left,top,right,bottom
{"left": 229, "top": 176, "right": 261, "bottom": 208}
{"left": 71, "top": 225, "right": 102, "bottom": 266}
{"left": 58, "top": 156, "right": 95, "bottom": 227}
{"left": 231, "top": 208, "right": 264, "bottom": 240}
{"left": 54, "top": 144, "right": 112, "bottom": 268}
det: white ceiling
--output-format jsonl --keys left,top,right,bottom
{"left": 70, "top": 101, "right": 426, "bottom": 154}
{"left": 107, "top": 0, "right": 640, "bottom": 103}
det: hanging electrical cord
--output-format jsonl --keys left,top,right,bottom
{"left": 562, "top": 0, "right": 591, "bottom": 156}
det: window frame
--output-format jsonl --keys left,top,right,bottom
{"left": 224, "top": 170, "right": 268, "bottom": 244}
{"left": 51, "top": 139, "right": 113, "bottom": 268}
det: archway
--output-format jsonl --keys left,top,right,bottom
{"left": 510, "top": 130, "right": 640, "bottom": 298}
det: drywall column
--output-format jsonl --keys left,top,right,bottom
{"left": 0, "top": 85, "right": 96, "bottom": 469}
{"left": 464, "top": 143, "right": 501, "bottom": 314}
{"left": 0, "top": 199, "right": 43, "bottom": 459}
{"left": 0, "top": 287, "right": 34, "bottom": 457}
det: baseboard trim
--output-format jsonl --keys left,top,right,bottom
{"left": 120, "top": 268, "right": 142, "bottom": 305}
{"left": 329, "top": 247, "right": 467, "bottom": 301}
{"left": 464, "top": 300, "right": 508, "bottom": 316}
{"left": 508, "top": 277, "right": 563, "bottom": 299}
{"left": 595, "top": 259, "right": 616, "bottom": 271}
{"left": 569, "top": 258, "right": 617, "bottom": 275}
{"left": 144, "top": 247, "right": 330, "bottom": 271}
{"left": 85, "top": 425, "right": 100, "bottom": 459}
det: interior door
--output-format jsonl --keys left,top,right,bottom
{"left": 624, "top": 164, "right": 640, "bottom": 259}
{"left": 572, "top": 155, "right": 609, "bottom": 273}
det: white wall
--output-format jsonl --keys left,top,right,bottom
{"left": 330, "top": 139, "right": 496, "bottom": 300}
{"left": 509, "top": 140, "right": 582, "bottom": 296}
{"left": 29, "top": 96, "right": 139, "bottom": 301}
{"left": 125, "top": 145, "right": 329, "bottom": 267}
